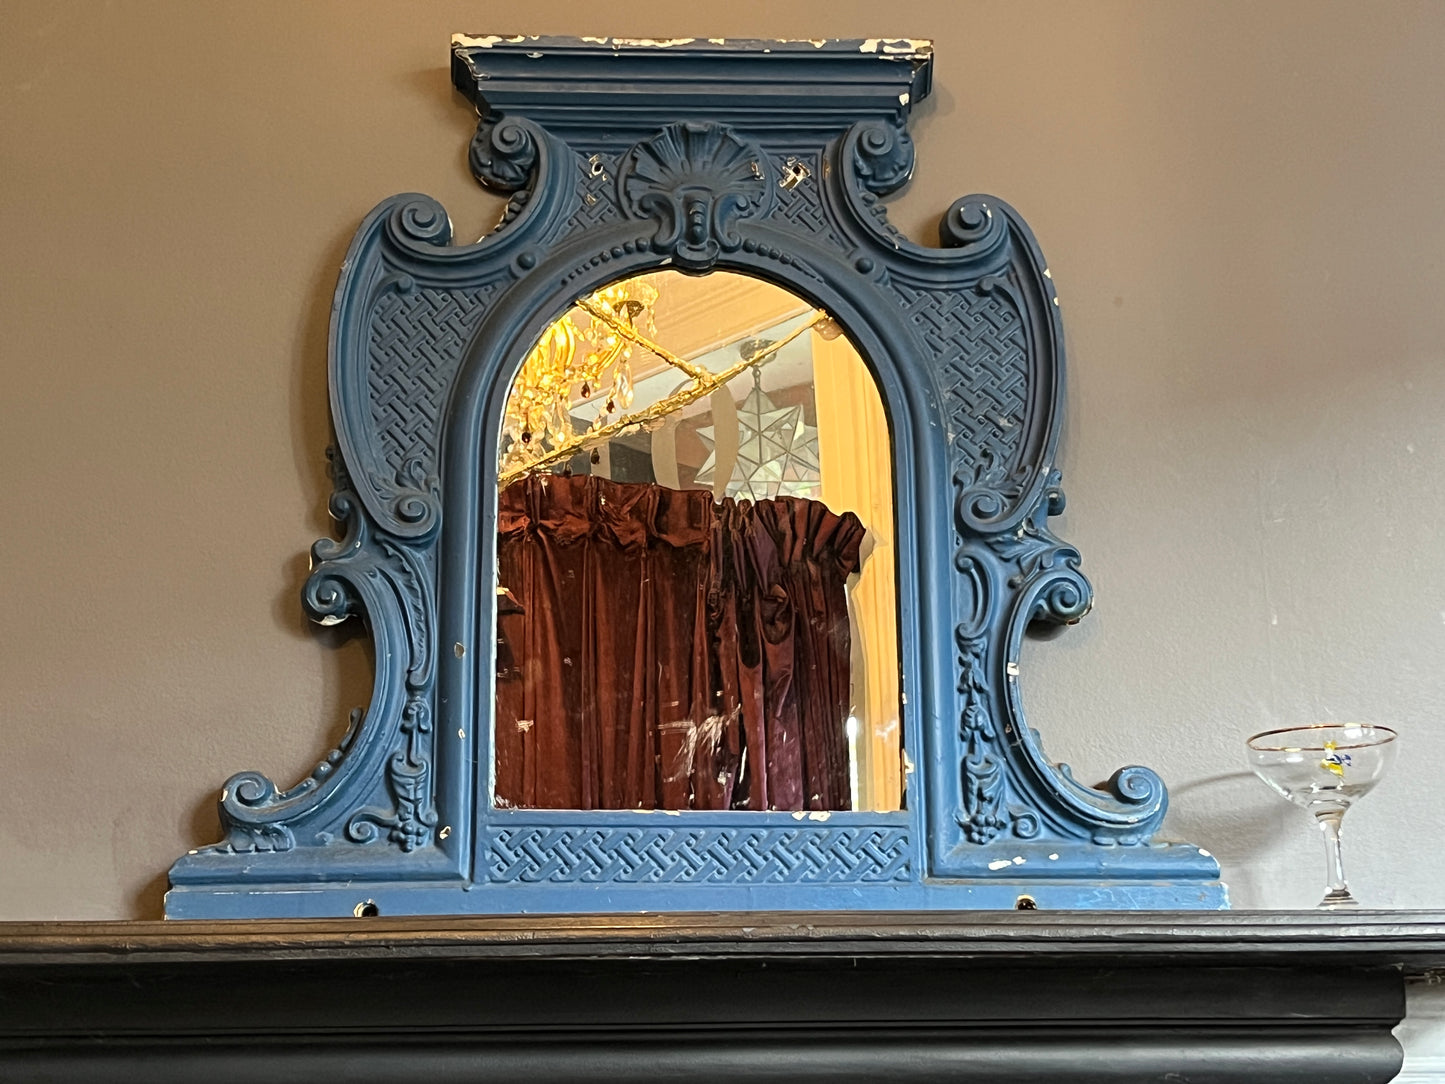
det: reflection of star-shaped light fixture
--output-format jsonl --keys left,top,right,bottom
{"left": 694, "top": 339, "right": 820, "bottom": 501}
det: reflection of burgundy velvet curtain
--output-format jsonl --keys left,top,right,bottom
{"left": 495, "top": 474, "right": 864, "bottom": 811}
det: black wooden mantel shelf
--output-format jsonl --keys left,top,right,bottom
{"left": 2, "top": 910, "right": 1444, "bottom": 1082}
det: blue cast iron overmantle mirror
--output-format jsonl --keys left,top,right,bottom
{"left": 165, "top": 37, "right": 1225, "bottom": 917}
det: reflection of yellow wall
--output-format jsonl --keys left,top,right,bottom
{"left": 813, "top": 333, "right": 902, "bottom": 812}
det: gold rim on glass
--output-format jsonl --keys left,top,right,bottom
{"left": 1245, "top": 723, "right": 1398, "bottom": 754}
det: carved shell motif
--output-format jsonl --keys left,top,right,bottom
{"left": 618, "top": 122, "right": 771, "bottom": 271}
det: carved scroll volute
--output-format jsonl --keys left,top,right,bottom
{"left": 936, "top": 210, "right": 1171, "bottom": 856}
{"left": 469, "top": 116, "right": 540, "bottom": 191}
{"left": 825, "top": 108, "right": 1172, "bottom": 857}
{"left": 206, "top": 449, "right": 439, "bottom": 855}
{"left": 998, "top": 484, "right": 1169, "bottom": 844}
{"left": 187, "top": 113, "right": 572, "bottom": 863}
{"left": 848, "top": 117, "right": 916, "bottom": 197}
{"left": 324, "top": 113, "right": 573, "bottom": 548}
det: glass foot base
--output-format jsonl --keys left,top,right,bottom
{"left": 1319, "top": 888, "right": 1359, "bottom": 908}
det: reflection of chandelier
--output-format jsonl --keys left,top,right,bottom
{"left": 500, "top": 279, "right": 659, "bottom": 473}
{"left": 499, "top": 274, "right": 828, "bottom": 488}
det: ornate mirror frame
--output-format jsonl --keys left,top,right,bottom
{"left": 165, "top": 37, "right": 1224, "bottom": 917}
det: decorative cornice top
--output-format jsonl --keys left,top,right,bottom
{"left": 450, "top": 36, "right": 933, "bottom": 144}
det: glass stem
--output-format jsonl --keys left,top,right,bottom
{"left": 1315, "top": 811, "right": 1356, "bottom": 907}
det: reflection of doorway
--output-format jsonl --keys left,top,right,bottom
{"left": 494, "top": 270, "right": 901, "bottom": 813}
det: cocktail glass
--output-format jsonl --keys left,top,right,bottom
{"left": 1245, "top": 723, "right": 1398, "bottom": 908}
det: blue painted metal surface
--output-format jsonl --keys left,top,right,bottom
{"left": 166, "top": 37, "right": 1225, "bottom": 917}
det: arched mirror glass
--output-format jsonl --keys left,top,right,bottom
{"left": 493, "top": 270, "right": 901, "bottom": 813}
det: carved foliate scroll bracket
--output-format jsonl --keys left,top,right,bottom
{"left": 199, "top": 449, "right": 442, "bottom": 864}
{"left": 166, "top": 38, "right": 1223, "bottom": 918}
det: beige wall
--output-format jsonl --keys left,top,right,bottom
{"left": 3, "top": 2, "right": 1443, "bottom": 921}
